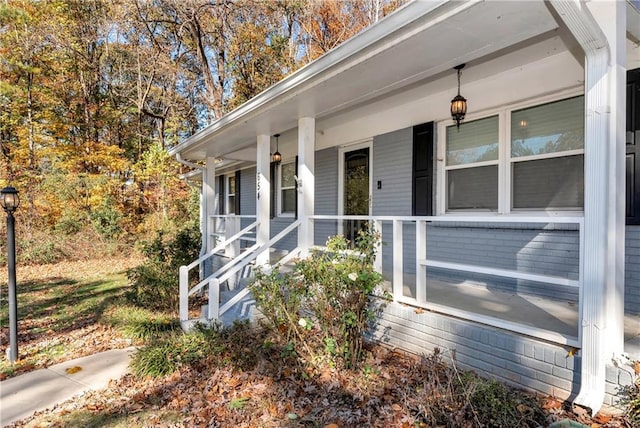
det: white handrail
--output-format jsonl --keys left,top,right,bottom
{"left": 216, "top": 220, "right": 301, "bottom": 317}
{"left": 311, "top": 214, "right": 583, "bottom": 224}
{"left": 188, "top": 242, "right": 260, "bottom": 297}
{"left": 180, "top": 219, "right": 302, "bottom": 324}
{"left": 186, "top": 221, "right": 258, "bottom": 270}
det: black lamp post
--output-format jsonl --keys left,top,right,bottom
{"left": 1, "top": 186, "right": 19, "bottom": 363}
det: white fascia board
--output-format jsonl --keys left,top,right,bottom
{"left": 168, "top": 0, "right": 453, "bottom": 158}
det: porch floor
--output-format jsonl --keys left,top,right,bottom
{"left": 385, "top": 276, "right": 640, "bottom": 359}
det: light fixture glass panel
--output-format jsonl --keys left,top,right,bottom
{"left": 511, "top": 96, "right": 584, "bottom": 158}
{"left": 446, "top": 116, "right": 499, "bottom": 166}
{"left": 447, "top": 165, "right": 498, "bottom": 211}
{"left": 512, "top": 155, "right": 583, "bottom": 209}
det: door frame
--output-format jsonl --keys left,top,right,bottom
{"left": 338, "top": 140, "right": 373, "bottom": 234}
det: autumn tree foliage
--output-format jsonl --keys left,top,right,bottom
{"left": 0, "top": 0, "right": 404, "bottom": 263}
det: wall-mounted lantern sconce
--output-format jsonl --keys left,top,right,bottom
{"left": 272, "top": 134, "right": 282, "bottom": 164}
{"left": 450, "top": 64, "right": 467, "bottom": 129}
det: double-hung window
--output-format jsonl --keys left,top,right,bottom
{"left": 226, "top": 174, "right": 236, "bottom": 215}
{"left": 278, "top": 161, "right": 296, "bottom": 216}
{"left": 442, "top": 95, "right": 584, "bottom": 214}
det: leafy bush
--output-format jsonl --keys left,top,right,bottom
{"left": 250, "top": 226, "right": 385, "bottom": 369}
{"left": 126, "top": 221, "right": 201, "bottom": 311}
{"left": 55, "top": 210, "right": 86, "bottom": 236}
{"left": 90, "top": 203, "right": 122, "bottom": 239}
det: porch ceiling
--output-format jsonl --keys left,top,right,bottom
{"left": 172, "top": 0, "right": 560, "bottom": 161}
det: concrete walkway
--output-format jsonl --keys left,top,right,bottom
{"left": 0, "top": 347, "right": 135, "bottom": 427}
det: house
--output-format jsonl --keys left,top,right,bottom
{"left": 169, "top": 0, "right": 640, "bottom": 414}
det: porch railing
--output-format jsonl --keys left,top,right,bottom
{"left": 311, "top": 214, "right": 583, "bottom": 347}
{"left": 179, "top": 219, "right": 302, "bottom": 327}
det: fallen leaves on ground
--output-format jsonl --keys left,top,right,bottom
{"left": 0, "top": 257, "right": 630, "bottom": 427}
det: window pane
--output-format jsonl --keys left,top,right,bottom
{"left": 281, "top": 162, "right": 295, "bottom": 188}
{"left": 512, "top": 155, "right": 583, "bottom": 209}
{"left": 227, "top": 196, "right": 236, "bottom": 214}
{"left": 446, "top": 116, "right": 499, "bottom": 166}
{"left": 228, "top": 176, "right": 236, "bottom": 194}
{"left": 511, "top": 96, "right": 584, "bottom": 157}
{"left": 282, "top": 189, "right": 296, "bottom": 213}
{"left": 447, "top": 165, "right": 498, "bottom": 210}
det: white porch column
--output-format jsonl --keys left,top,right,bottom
{"left": 593, "top": 0, "right": 626, "bottom": 360}
{"left": 549, "top": 0, "right": 626, "bottom": 414}
{"left": 298, "top": 117, "right": 315, "bottom": 257}
{"left": 203, "top": 156, "right": 217, "bottom": 253}
{"left": 256, "top": 134, "right": 271, "bottom": 266}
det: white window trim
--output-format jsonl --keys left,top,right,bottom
{"left": 226, "top": 174, "right": 236, "bottom": 215}
{"left": 277, "top": 160, "right": 296, "bottom": 217}
{"left": 437, "top": 90, "right": 585, "bottom": 217}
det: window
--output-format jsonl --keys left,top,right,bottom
{"left": 278, "top": 161, "right": 296, "bottom": 216}
{"left": 510, "top": 97, "right": 584, "bottom": 210}
{"left": 441, "top": 95, "right": 584, "bottom": 214}
{"left": 226, "top": 174, "right": 236, "bottom": 214}
{"left": 445, "top": 116, "right": 499, "bottom": 211}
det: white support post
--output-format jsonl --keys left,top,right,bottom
{"left": 549, "top": 0, "right": 625, "bottom": 415}
{"left": 179, "top": 266, "right": 189, "bottom": 323}
{"left": 298, "top": 117, "right": 315, "bottom": 257}
{"left": 204, "top": 157, "right": 217, "bottom": 253}
{"left": 256, "top": 134, "right": 271, "bottom": 266}
{"left": 208, "top": 278, "right": 220, "bottom": 322}
{"left": 373, "top": 219, "right": 383, "bottom": 274}
{"left": 596, "top": 0, "right": 626, "bottom": 358}
{"left": 416, "top": 220, "right": 427, "bottom": 304}
{"left": 392, "top": 220, "right": 403, "bottom": 301}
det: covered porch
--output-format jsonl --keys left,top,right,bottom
{"left": 170, "top": 0, "right": 640, "bottom": 413}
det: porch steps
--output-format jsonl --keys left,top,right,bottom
{"left": 181, "top": 251, "right": 296, "bottom": 331}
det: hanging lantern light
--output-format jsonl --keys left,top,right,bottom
{"left": 272, "top": 134, "right": 282, "bottom": 164}
{"left": 450, "top": 64, "right": 467, "bottom": 129}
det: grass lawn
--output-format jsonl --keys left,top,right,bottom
{"left": 0, "top": 257, "right": 144, "bottom": 379}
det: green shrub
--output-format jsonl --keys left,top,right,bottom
{"left": 90, "top": 203, "right": 122, "bottom": 239}
{"left": 126, "top": 221, "right": 201, "bottom": 311}
{"left": 55, "top": 211, "right": 86, "bottom": 236}
{"left": 250, "top": 225, "right": 385, "bottom": 369}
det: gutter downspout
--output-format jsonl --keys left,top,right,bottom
{"left": 548, "top": 0, "right": 614, "bottom": 415}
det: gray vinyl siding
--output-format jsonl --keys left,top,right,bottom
{"left": 271, "top": 218, "right": 297, "bottom": 251}
{"left": 627, "top": 225, "right": 640, "bottom": 315}
{"left": 371, "top": 128, "right": 415, "bottom": 283}
{"left": 314, "top": 147, "right": 338, "bottom": 246}
{"left": 372, "top": 127, "right": 412, "bottom": 216}
{"left": 240, "top": 167, "right": 256, "bottom": 216}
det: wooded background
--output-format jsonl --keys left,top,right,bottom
{"left": 0, "top": 0, "right": 403, "bottom": 263}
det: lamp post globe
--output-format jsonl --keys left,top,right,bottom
{"left": 0, "top": 186, "right": 19, "bottom": 213}
{"left": 1, "top": 186, "right": 19, "bottom": 363}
